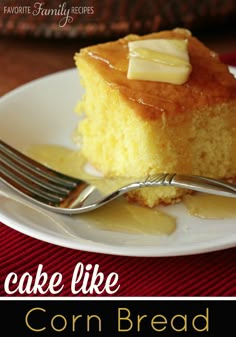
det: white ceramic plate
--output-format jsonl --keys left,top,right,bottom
{"left": 1, "top": 67, "right": 236, "bottom": 257}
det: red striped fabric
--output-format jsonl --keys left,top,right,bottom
{"left": 1, "top": 222, "right": 236, "bottom": 297}
{"left": 220, "top": 52, "right": 236, "bottom": 67}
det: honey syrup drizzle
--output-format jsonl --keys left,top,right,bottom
{"left": 27, "top": 144, "right": 236, "bottom": 233}
{"left": 27, "top": 144, "right": 176, "bottom": 235}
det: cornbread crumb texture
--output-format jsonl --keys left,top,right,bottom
{"left": 74, "top": 28, "right": 236, "bottom": 207}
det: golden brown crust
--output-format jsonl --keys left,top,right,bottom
{"left": 75, "top": 28, "right": 236, "bottom": 121}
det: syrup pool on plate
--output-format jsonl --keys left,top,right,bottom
{"left": 27, "top": 144, "right": 236, "bottom": 232}
{"left": 27, "top": 144, "right": 176, "bottom": 235}
{"left": 183, "top": 193, "right": 236, "bottom": 219}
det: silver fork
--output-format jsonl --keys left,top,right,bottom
{"left": 0, "top": 139, "right": 236, "bottom": 215}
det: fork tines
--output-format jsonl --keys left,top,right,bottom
{"left": 0, "top": 140, "right": 78, "bottom": 205}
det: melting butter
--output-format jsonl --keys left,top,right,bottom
{"left": 127, "top": 38, "right": 192, "bottom": 84}
{"left": 183, "top": 193, "right": 236, "bottom": 219}
{"left": 130, "top": 48, "right": 189, "bottom": 66}
{"left": 27, "top": 144, "right": 176, "bottom": 235}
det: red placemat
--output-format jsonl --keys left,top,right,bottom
{"left": 220, "top": 52, "right": 236, "bottom": 67}
{"left": 1, "top": 221, "right": 236, "bottom": 297}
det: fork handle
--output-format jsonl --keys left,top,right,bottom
{"left": 145, "top": 174, "right": 236, "bottom": 198}
{"left": 172, "top": 174, "right": 236, "bottom": 197}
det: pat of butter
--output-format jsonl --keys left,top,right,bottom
{"left": 127, "top": 39, "right": 192, "bottom": 84}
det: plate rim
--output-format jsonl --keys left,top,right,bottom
{"left": 0, "top": 66, "right": 236, "bottom": 257}
{"left": 1, "top": 199, "right": 236, "bottom": 257}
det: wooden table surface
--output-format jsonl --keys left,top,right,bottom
{"left": 0, "top": 28, "right": 236, "bottom": 96}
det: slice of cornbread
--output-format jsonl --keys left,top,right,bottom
{"left": 73, "top": 28, "right": 236, "bottom": 207}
